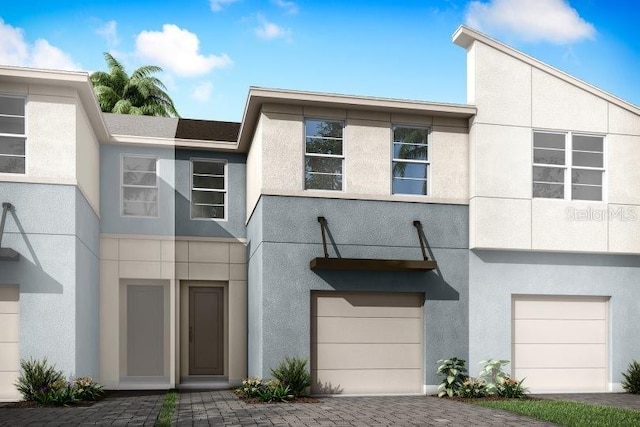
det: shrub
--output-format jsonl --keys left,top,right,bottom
{"left": 15, "top": 358, "right": 65, "bottom": 402}
{"left": 478, "top": 359, "right": 510, "bottom": 394}
{"left": 270, "top": 357, "right": 311, "bottom": 397}
{"left": 622, "top": 360, "right": 640, "bottom": 394}
{"left": 236, "top": 377, "right": 267, "bottom": 399}
{"left": 236, "top": 378, "right": 294, "bottom": 402}
{"left": 497, "top": 376, "right": 528, "bottom": 398}
{"left": 71, "top": 376, "right": 104, "bottom": 401}
{"left": 436, "top": 357, "right": 468, "bottom": 397}
{"left": 460, "top": 378, "right": 488, "bottom": 398}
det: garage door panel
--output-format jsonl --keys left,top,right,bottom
{"left": 514, "top": 344, "right": 607, "bottom": 369}
{"left": 312, "top": 369, "right": 423, "bottom": 394}
{"left": 514, "top": 368, "right": 607, "bottom": 392}
{"left": 0, "top": 372, "right": 20, "bottom": 401}
{"left": 514, "top": 297, "right": 607, "bottom": 320}
{"left": 0, "top": 314, "right": 19, "bottom": 342}
{"left": 316, "top": 343, "right": 422, "bottom": 370}
{"left": 315, "top": 317, "right": 421, "bottom": 344}
{"left": 315, "top": 293, "right": 422, "bottom": 318}
{"left": 0, "top": 343, "right": 19, "bottom": 370}
{"left": 514, "top": 319, "right": 606, "bottom": 344}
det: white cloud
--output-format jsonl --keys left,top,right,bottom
{"left": 191, "top": 81, "right": 213, "bottom": 102}
{"left": 96, "top": 20, "right": 119, "bottom": 47}
{"left": 465, "top": 0, "right": 595, "bottom": 44}
{"left": 210, "top": 0, "right": 239, "bottom": 12}
{"left": 135, "top": 24, "right": 232, "bottom": 77}
{"left": 272, "top": 0, "right": 298, "bottom": 14}
{"left": 255, "top": 16, "right": 291, "bottom": 41}
{"left": 0, "top": 19, "right": 80, "bottom": 70}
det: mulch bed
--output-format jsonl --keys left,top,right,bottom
{"left": 234, "top": 392, "right": 319, "bottom": 404}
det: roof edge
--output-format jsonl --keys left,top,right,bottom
{"left": 452, "top": 25, "right": 640, "bottom": 116}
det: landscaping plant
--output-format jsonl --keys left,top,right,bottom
{"left": 622, "top": 360, "right": 640, "bottom": 394}
{"left": 15, "top": 358, "right": 104, "bottom": 406}
{"left": 478, "top": 359, "right": 510, "bottom": 394}
{"left": 460, "top": 378, "right": 488, "bottom": 398}
{"left": 270, "top": 356, "right": 312, "bottom": 397}
{"left": 497, "top": 376, "right": 528, "bottom": 398}
{"left": 436, "top": 357, "right": 468, "bottom": 397}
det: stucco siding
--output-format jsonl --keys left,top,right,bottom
{"left": 247, "top": 195, "right": 469, "bottom": 386}
{"left": 469, "top": 250, "right": 640, "bottom": 389}
{"left": 76, "top": 101, "right": 100, "bottom": 214}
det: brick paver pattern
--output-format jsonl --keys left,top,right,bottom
{"left": 5, "top": 389, "right": 639, "bottom": 426}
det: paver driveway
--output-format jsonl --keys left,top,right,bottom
{"left": 0, "top": 389, "right": 557, "bottom": 426}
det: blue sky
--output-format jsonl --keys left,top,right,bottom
{"left": 0, "top": 0, "right": 638, "bottom": 121}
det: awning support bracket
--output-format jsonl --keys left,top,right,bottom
{"left": 0, "top": 203, "right": 20, "bottom": 261}
{"left": 311, "top": 216, "right": 436, "bottom": 271}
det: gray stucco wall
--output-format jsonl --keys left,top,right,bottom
{"left": 469, "top": 250, "right": 640, "bottom": 386}
{"left": 74, "top": 189, "right": 100, "bottom": 378}
{"left": 246, "top": 198, "right": 264, "bottom": 377}
{"left": 0, "top": 183, "right": 99, "bottom": 378}
{"left": 100, "top": 144, "right": 175, "bottom": 236}
{"left": 247, "top": 195, "right": 469, "bottom": 385}
{"left": 174, "top": 150, "right": 246, "bottom": 239}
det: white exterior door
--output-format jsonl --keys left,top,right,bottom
{"left": 0, "top": 286, "right": 19, "bottom": 401}
{"left": 512, "top": 295, "right": 608, "bottom": 392}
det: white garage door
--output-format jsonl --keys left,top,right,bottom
{"left": 513, "top": 295, "right": 608, "bottom": 393}
{"left": 311, "top": 292, "right": 423, "bottom": 395}
{"left": 0, "top": 286, "right": 19, "bottom": 401}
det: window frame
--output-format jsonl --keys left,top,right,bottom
{"left": 120, "top": 154, "right": 160, "bottom": 218}
{"left": 303, "top": 117, "right": 345, "bottom": 192}
{"left": 190, "top": 157, "right": 228, "bottom": 221}
{"left": 390, "top": 124, "right": 431, "bottom": 196}
{"left": 532, "top": 130, "right": 606, "bottom": 202}
{"left": 0, "top": 94, "right": 27, "bottom": 175}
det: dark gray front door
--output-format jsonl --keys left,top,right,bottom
{"left": 189, "top": 287, "right": 224, "bottom": 375}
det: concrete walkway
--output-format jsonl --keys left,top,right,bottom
{"left": 2, "top": 389, "right": 639, "bottom": 426}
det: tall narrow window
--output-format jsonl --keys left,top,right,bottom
{"left": 191, "top": 159, "right": 226, "bottom": 220}
{"left": 122, "top": 155, "right": 158, "bottom": 217}
{"left": 392, "top": 126, "right": 430, "bottom": 195}
{"left": 304, "top": 119, "right": 344, "bottom": 191}
{"left": 532, "top": 131, "right": 604, "bottom": 201}
{"left": 0, "top": 96, "right": 26, "bottom": 174}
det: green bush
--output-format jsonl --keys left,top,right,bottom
{"left": 15, "top": 358, "right": 104, "bottom": 406}
{"left": 497, "top": 376, "right": 528, "bottom": 398}
{"left": 622, "top": 360, "right": 640, "bottom": 394}
{"left": 71, "top": 376, "right": 104, "bottom": 401}
{"left": 236, "top": 377, "right": 267, "bottom": 398}
{"left": 436, "top": 357, "right": 468, "bottom": 397}
{"left": 478, "top": 359, "right": 510, "bottom": 394}
{"left": 15, "top": 358, "right": 65, "bottom": 403}
{"left": 270, "top": 357, "right": 311, "bottom": 397}
{"left": 236, "top": 378, "right": 294, "bottom": 402}
{"left": 460, "top": 378, "right": 488, "bottom": 398}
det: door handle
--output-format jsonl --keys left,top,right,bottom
{"left": 189, "top": 327, "right": 193, "bottom": 342}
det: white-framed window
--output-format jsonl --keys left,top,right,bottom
{"left": 191, "top": 159, "right": 226, "bottom": 220}
{"left": 532, "top": 130, "right": 604, "bottom": 201}
{"left": 304, "top": 118, "right": 344, "bottom": 191}
{"left": 392, "top": 125, "right": 430, "bottom": 195}
{"left": 121, "top": 155, "right": 158, "bottom": 217}
{"left": 0, "top": 95, "right": 26, "bottom": 174}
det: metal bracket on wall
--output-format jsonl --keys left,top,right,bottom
{"left": 310, "top": 216, "right": 436, "bottom": 271}
{"left": 0, "top": 203, "right": 20, "bottom": 261}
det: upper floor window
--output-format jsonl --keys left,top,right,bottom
{"left": 191, "top": 159, "right": 226, "bottom": 220}
{"left": 533, "top": 131, "right": 604, "bottom": 201}
{"left": 392, "top": 126, "right": 430, "bottom": 195}
{"left": 0, "top": 95, "right": 26, "bottom": 174}
{"left": 304, "top": 119, "right": 344, "bottom": 191}
{"left": 121, "top": 155, "right": 158, "bottom": 217}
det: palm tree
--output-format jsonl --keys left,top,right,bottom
{"left": 90, "top": 53, "right": 179, "bottom": 117}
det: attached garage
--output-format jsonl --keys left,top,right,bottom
{"left": 512, "top": 295, "right": 609, "bottom": 392}
{"left": 311, "top": 291, "right": 423, "bottom": 395}
{"left": 0, "top": 286, "right": 19, "bottom": 401}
